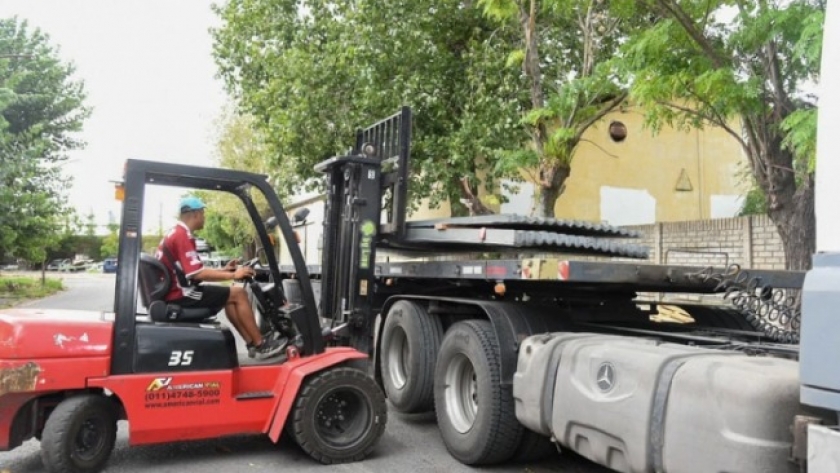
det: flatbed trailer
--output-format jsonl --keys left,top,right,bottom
{"left": 265, "top": 107, "right": 832, "bottom": 472}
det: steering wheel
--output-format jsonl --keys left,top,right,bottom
{"left": 241, "top": 257, "right": 260, "bottom": 269}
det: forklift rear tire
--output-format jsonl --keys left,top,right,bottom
{"left": 40, "top": 394, "right": 117, "bottom": 473}
{"left": 290, "top": 366, "right": 387, "bottom": 464}
{"left": 381, "top": 300, "right": 442, "bottom": 413}
{"left": 434, "top": 320, "right": 523, "bottom": 465}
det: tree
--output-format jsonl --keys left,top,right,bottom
{"left": 83, "top": 210, "right": 96, "bottom": 237}
{"left": 100, "top": 223, "right": 119, "bottom": 258}
{"left": 0, "top": 18, "right": 90, "bottom": 265}
{"left": 212, "top": 0, "right": 527, "bottom": 215}
{"left": 478, "top": 0, "right": 640, "bottom": 217}
{"left": 621, "top": 0, "right": 822, "bottom": 270}
{"left": 197, "top": 107, "right": 279, "bottom": 256}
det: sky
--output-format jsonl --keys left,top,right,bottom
{"left": 0, "top": 1, "right": 228, "bottom": 234}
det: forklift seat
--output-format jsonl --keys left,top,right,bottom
{"left": 138, "top": 253, "right": 219, "bottom": 323}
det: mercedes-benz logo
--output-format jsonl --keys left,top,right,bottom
{"left": 596, "top": 362, "right": 616, "bottom": 392}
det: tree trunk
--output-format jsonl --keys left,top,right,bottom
{"left": 768, "top": 175, "right": 815, "bottom": 271}
{"left": 535, "top": 164, "right": 571, "bottom": 218}
{"left": 457, "top": 176, "right": 495, "bottom": 216}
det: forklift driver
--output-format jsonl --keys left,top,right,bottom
{"left": 156, "top": 196, "right": 285, "bottom": 360}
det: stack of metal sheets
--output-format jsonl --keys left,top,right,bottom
{"left": 379, "top": 215, "right": 650, "bottom": 259}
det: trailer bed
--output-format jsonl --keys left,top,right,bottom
{"left": 281, "top": 258, "right": 804, "bottom": 294}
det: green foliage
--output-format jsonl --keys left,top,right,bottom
{"left": 141, "top": 235, "right": 160, "bottom": 255}
{"left": 620, "top": 0, "right": 823, "bottom": 269}
{"left": 781, "top": 108, "right": 817, "bottom": 172}
{"left": 0, "top": 275, "right": 63, "bottom": 308}
{"left": 99, "top": 222, "right": 119, "bottom": 258}
{"left": 477, "top": 0, "right": 642, "bottom": 216}
{"left": 212, "top": 0, "right": 527, "bottom": 211}
{"left": 195, "top": 109, "right": 277, "bottom": 255}
{"left": 0, "top": 18, "right": 89, "bottom": 264}
{"left": 739, "top": 185, "right": 768, "bottom": 216}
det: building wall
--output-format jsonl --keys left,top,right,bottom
{"left": 500, "top": 106, "right": 749, "bottom": 225}
{"left": 619, "top": 214, "right": 785, "bottom": 270}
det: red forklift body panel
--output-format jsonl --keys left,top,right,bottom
{"left": 0, "top": 309, "right": 113, "bottom": 359}
{"left": 86, "top": 347, "right": 366, "bottom": 446}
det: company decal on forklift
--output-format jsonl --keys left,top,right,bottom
{"left": 168, "top": 349, "right": 194, "bottom": 366}
{"left": 144, "top": 377, "right": 222, "bottom": 409}
{"left": 359, "top": 220, "right": 376, "bottom": 269}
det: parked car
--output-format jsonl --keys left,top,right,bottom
{"left": 103, "top": 258, "right": 118, "bottom": 274}
{"left": 60, "top": 260, "right": 92, "bottom": 272}
{"left": 47, "top": 259, "right": 70, "bottom": 271}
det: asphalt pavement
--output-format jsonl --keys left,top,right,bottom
{"left": 0, "top": 272, "right": 611, "bottom": 473}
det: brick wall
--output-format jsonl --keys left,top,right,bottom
{"left": 622, "top": 214, "right": 785, "bottom": 270}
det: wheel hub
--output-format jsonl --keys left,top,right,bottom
{"left": 444, "top": 353, "right": 478, "bottom": 434}
{"left": 314, "top": 388, "right": 371, "bottom": 448}
{"left": 73, "top": 418, "right": 105, "bottom": 462}
{"left": 387, "top": 328, "right": 410, "bottom": 390}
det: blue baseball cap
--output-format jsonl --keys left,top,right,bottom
{"left": 179, "top": 196, "right": 206, "bottom": 214}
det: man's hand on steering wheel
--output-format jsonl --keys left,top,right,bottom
{"left": 232, "top": 265, "right": 255, "bottom": 280}
{"left": 223, "top": 258, "right": 240, "bottom": 271}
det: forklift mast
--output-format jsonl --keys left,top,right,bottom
{"left": 315, "top": 107, "right": 412, "bottom": 354}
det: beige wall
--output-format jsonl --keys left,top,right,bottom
{"left": 614, "top": 214, "right": 785, "bottom": 270}
{"left": 496, "top": 106, "right": 750, "bottom": 225}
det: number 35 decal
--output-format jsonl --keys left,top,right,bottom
{"left": 168, "top": 350, "right": 194, "bottom": 366}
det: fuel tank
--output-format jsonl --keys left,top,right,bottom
{"left": 514, "top": 332, "right": 825, "bottom": 473}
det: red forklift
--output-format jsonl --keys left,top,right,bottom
{"left": 0, "top": 154, "right": 387, "bottom": 472}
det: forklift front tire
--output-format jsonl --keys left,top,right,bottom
{"left": 290, "top": 366, "right": 387, "bottom": 464}
{"left": 40, "top": 394, "right": 118, "bottom": 473}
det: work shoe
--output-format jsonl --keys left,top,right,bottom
{"left": 253, "top": 337, "right": 287, "bottom": 360}
{"left": 247, "top": 332, "right": 289, "bottom": 358}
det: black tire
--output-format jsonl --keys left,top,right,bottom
{"left": 434, "top": 320, "right": 523, "bottom": 465}
{"left": 290, "top": 366, "right": 387, "bottom": 464}
{"left": 381, "top": 300, "right": 442, "bottom": 413}
{"left": 40, "top": 395, "right": 117, "bottom": 473}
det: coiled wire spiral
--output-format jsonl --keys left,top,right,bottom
{"left": 685, "top": 264, "right": 801, "bottom": 344}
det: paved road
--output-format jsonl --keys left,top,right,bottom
{"left": 0, "top": 272, "right": 611, "bottom": 473}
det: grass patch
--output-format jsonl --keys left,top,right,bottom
{"left": 0, "top": 276, "right": 64, "bottom": 309}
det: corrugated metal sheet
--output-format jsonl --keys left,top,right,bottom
{"left": 406, "top": 214, "right": 642, "bottom": 238}
{"left": 383, "top": 228, "right": 649, "bottom": 259}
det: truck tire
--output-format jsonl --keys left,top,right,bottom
{"left": 434, "top": 320, "right": 523, "bottom": 465}
{"left": 289, "top": 366, "right": 387, "bottom": 464}
{"left": 40, "top": 394, "right": 117, "bottom": 473}
{"left": 381, "top": 300, "right": 442, "bottom": 413}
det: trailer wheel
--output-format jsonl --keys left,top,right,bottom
{"left": 381, "top": 300, "right": 442, "bottom": 413}
{"left": 290, "top": 366, "right": 387, "bottom": 464}
{"left": 434, "top": 320, "right": 522, "bottom": 465}
{"left": 40, "top": 394, "right": 117, "bottom": 473}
